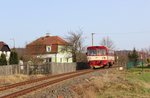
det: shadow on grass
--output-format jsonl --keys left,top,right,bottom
{"left": 136, "top": 66, "right": 150, "bottom": 69}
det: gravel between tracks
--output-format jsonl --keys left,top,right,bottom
{"left": 21, "top": 69, "right": 116, "bottom": 98}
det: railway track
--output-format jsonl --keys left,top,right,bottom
{"left": 0, "top": 71, "right": 81, "bottom": 91}
{"left": 0, "top": 69, "right": 94, "bottom": 98}
{"left": 0, "top": 66, "right": 121, "bottom": 98}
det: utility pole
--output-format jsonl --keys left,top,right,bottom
{"left": 10, "top": 38, "right": 15, "bottom": 49}
{"left": 92, "top": 33, "right": 95, "bottom": 46}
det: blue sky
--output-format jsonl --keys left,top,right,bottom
{"left": 0, "top": 0, "right": 150, "bottom": 50}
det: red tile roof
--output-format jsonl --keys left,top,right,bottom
{"left": 0, "top": 41, "right": 7, "bottom": 49}
{"left": 0, "top": 41, "right": 10, "bottom": 51}
{"left": 26, "top": 35, "right": 68, "bottom": 55}
{"left": 28, "top": 36, "right": 68, "bottom": 46}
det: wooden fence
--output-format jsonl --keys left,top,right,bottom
{"left": 0, "top": 65, "right": 20, "bottom": 76}
{"left": 0, "top": 62, "right": 89, "bottom": 76}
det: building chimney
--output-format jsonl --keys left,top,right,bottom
{"left": 46, "top": 33, "right": 50, "bottom": 37}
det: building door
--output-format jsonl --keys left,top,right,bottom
{"left": 46, "top": 58, "right": 52, "bottom": 63}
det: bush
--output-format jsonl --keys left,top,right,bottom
{"left": 0, "top": 53, "right": 7, "bottom": 65}
{"left": 128, "top": 48, "right": 139, "bottom": 66}
{"left": 9, "top": 51, "right": 19, "bottom": 65}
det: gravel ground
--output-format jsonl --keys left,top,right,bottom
{"left": 21, "top": 69, "right": 114, "bottom": 98}
{"left": 0, "top": 75, "right": 73, "bottom": 97}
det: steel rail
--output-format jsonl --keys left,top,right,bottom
{"left": 0, "top": 70, "right": 94, "bottom": 98}
{"left": 0, "top": 69, "right": 91, "bottom": 91}
{"left": 0, "top": 65, "right": 122, "bottom": 98}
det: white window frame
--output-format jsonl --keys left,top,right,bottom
{"left": 46, "top": 46, "right": 51, "bottom": 52}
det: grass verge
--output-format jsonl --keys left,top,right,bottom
{"left": 72, "top": 68, "right": 150, "bottom": 98}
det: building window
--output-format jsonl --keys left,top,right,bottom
{"left": 60, "top": 58, "right": 62, "bottom": 63}
{"left": 67, "top": 58, "right": 69, "bottom": 62}
{"left": 46, "top": 46, "right": 51, "bottom": 52}
{"left": 46, "top": 58, "right": 52, "bottom": 63}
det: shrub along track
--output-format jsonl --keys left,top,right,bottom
{"left": 0, "top": 66, "right": 120, "bottom": 98}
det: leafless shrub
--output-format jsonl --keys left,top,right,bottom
{"left": 100, "top": 36, "right": 115, "bottom": 50}
{"left": 64, "top": 29, "right": 87, "bottom": 62}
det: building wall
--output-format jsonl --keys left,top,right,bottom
{"left": 38, "top": 54, "right": 56, "bottom": 63}
{"left": 37, "top": 45, "right": 72, "bottom": 63}
{"left": 0, "top": 51, "right": 11, "bottom": 61}
{"left": 56, "top": 54, "right": 72, "bottom": 63}
{"left": 56, "top": 45, "right": 72, "bottom": 63}
{"left": 57, "top": 45, "right": 72, "bottom": 63}
{"left": 38, "top": 53, "right": 72, "bottom": 63}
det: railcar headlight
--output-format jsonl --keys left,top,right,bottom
{"left": 102, "top": 57, "right": 106, "bottom": 59}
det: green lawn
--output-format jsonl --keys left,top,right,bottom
{"left": 127, "top": 67, "right": 150, "bottom": 82}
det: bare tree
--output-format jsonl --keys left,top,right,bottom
{"left": 100, "top": 36, "right": 115, "bottom": 49}
{"left": 64, "top": 30, "right": 86, "bottom": 62}
{"left": 141, "top": 47, "right": 150, "bottom": 64}
{"left": 116, "top": 53, "right": 128, "bottom": 66}
{"left": 141, "top": 47, "right": 150, "bottom": 55}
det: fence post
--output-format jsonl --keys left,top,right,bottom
{"left": 27, "top": 64, "right": 29, "bottom": 75}
{"left": 19, "top": 65, "right": 20, "bottom": 74}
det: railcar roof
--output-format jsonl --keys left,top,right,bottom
{"left": 87, "top": 46, "right": 108, "bottom": 49}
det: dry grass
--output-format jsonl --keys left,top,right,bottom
{"left": 72, "top": 69, "right": 150, "bottom": 98}
{"left": 0, "top": 74, "right": 45, "bottom": 86}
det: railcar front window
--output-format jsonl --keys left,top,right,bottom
{"left": 87, "top": 49, "right": 97, "bottom": 56}
{"left": 87, "top": 49, "right": 106, "bottom": 56}
{"left": 97, "top": 49, "right": 106, "bottom": 55}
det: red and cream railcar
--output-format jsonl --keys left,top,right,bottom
{"left": 87, "top": 46, "right": 115, "bottom": 68}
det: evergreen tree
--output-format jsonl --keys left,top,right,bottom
{"left": 0, "top": 53, "right": 7, "bottom": 65}
{"left": 128, "top": 48, "right": 139, "bottom": 66}
{"left": 9, "top": 51, "right": 19, "bottom": 65}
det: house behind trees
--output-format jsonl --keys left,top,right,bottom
{"left": 0, "top": 41, "right": 11, "bottom": 63}
{"left": 26, "top": 34, "right": 73, "bottom": 63}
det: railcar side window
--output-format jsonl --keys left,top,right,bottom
{"left": 108, "top": 50, "right": 114, "bottom": 55}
